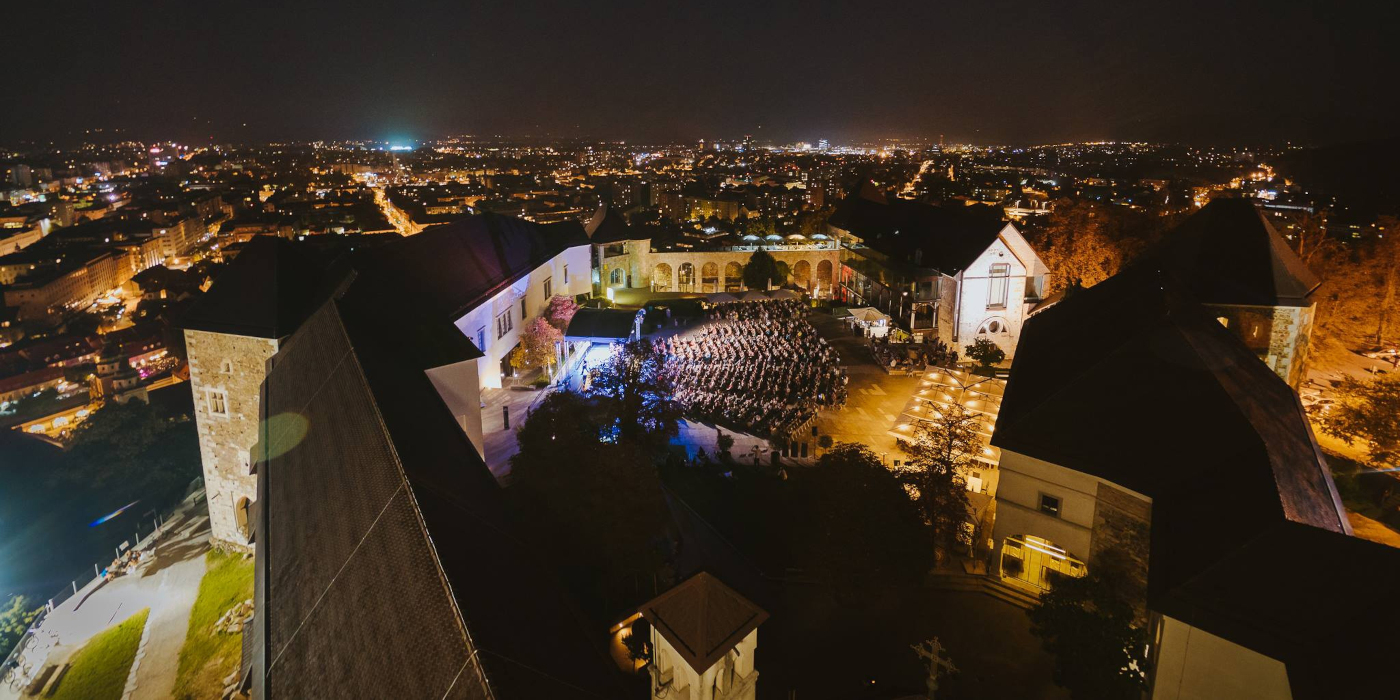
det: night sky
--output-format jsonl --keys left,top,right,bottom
{"left": 4, "top": 0, "right": 1395, "bottom": 146}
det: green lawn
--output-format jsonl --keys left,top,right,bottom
{"left": 50, "top": 608, "right": 149, "bottom": 700}
{"left": 172, "top": 550, "right": 254, "bottom": 700}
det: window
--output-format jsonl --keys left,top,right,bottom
{"left": 988, "top": 263, "right": 1009, "bottom": 308}
{"left": 206, "top": 388, "right": 228, "bottom": 416}
{"left": 1039, "top": 493, "right": 1061, "bottom": 517}
{"left": 563, "top": 264, "right": 569, "bottom": 284}
{"left": 520, "top": 298, "right": 527, "bottom": 320}
{"left": 220, "top": 359, "right": 233, "bottom": 374}
{"left": 496, "top": 311, "right": 513, "bottom": 339}
{"left": 543, "top": 276, "right": 552, "bottom": 299}
{"left": 475, "top": 326, "right": 487, "bottom": 351}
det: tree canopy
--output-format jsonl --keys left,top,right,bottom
{"left": 741, "top": 248, "right": 790, "bottom": 290}
{"left": 509, "top": 317, "right": 562, "bottom": 375}
{"left": 1028, "top": 548, "right": 1151, "bottom": 700}
{"left": 56, "top": 398, "right": 200, "bottom": 507}
{"left": 508, "top": 391, "right": 670, "bottom": 585}
{"left": 1320, "top": 373, "right": 1400, "bottom": 468}
{"left": 896, "top": 404, "right": 978, "bottom": 557}
{"left": 586, "top": 339, "right": 681, "bottom": 448}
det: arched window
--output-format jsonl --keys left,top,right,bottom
{"left": 235, "top": 497, "right": 252, "bottom": 540}
{"left": 978, "top": 318, "right": 1007, "bottom": 335}
{"left": 221, "top": 359, "right": 233, "bottom": 374}
{"left": 653, "top": 263, "right": 673, "bottom": 291}
{"left": 610, "top": 267, "right": 625, "bottom": 287}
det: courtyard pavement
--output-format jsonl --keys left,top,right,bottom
{"left": 806, "top": 310, "right": 922, "bottom": 463}
{"left": 4, "top": 495, "right": 212, "bottom": 700}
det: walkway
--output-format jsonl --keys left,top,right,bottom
{"left": 481, "top": 385, "right": 554, "bottom": 479}
{"left": 806, "top": 311, "right": 922, "bottom": 462}
{"left": 6, "top": 497, "right": 211, "bottom": 700}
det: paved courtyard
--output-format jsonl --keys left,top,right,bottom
{"left": 3, "top": 495, "right": 212, "bottom": 700}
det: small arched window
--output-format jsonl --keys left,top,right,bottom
{"left": 978, "top": 318, "right": 1006, "bottom": 335}
{"left": 235, "top": 497, "right": 252, "bottom": 540}
{"left": 221, "top": 359, "right": 233, "bottom": 374}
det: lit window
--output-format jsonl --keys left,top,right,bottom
{"left": 988, "top": 263, "right": 1009, "bottom": 308}
{"left": 1039, "top": 494, "right": 1061, "bottom": 517}
{"left": 476, "top": 326, "right": 487, "bottom": 351}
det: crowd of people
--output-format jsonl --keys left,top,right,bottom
{"left": 871, "top": 336, "right": 957, "bottom": 373}
{"left": 654, "top": 299, "right": 847, "bottom": 438}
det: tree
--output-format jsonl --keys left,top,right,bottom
{"left": 508, "top": 391, "right": 670, "bottom": 585}
{"left": 896, "top": 405, "right": 978, "bottom": 559}
{"left": 1372, "top": 216, "right": 1400, "bottom": 348}
{"left": 801, "top": 444, "right": 934, "bottom": 596}
{"left": 716, "top": 431, "right": 735, "bottom": 460}
{"left": 1028, "top": 548, "right": 1151, "bottom": 700}
{"left": 509, "top": 317, "right": 563, "bottom": 377}
{"left": 623, "top": 618, "right": 652, "bottom": 663}
{"left": 56, "top": 398, "right": 201, "bottom": 506}
{"left": 1028, "top": 199, "right": 1126, "bottom": 294}
{"left": 543, "top": 294, "right": 580, "bottom": 330}
{"left": 964, "top": 337, "right": 1006, "bottom": 371}
{"left": 1320, "top": 374, "right": 1400, "bottom": 468}
{"left": 587, "top": 339, "right": 682, "bottom": 448}
{"left": 741, "top": 248, "right": 789, "bottom": 290}
{"left": 1, "top": 595, "right": 42, "bottom": 658}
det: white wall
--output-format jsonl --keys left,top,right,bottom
{"left": 954, "top": 224, "right": 1045, "bottom": 358}
{"left": 991, "top": 448, "right": 1104, "bottom": 563}
{"left": 1151, "top": 615, "right": 1292, "bottom": 700}
{"left": 651, "top": 627, "right": 759, "bottom": 700}
{"left": 453, "top": 243, "right": 591, "bottom": 390}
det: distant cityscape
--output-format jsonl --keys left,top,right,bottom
{"left": 0, "top": 129, "right": 1397, "bottom": 700}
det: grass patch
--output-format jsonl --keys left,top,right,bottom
{"left": 50, "top": 608, "right": 149, "bottom": 700}
{"left": 172, "top": 549, "right": 254, "bottom": 700}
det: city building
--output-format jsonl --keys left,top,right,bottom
{"left": 989, "top": 265, "right": 1400, "bottom": 700}
{"left": 829, "top": 183, "right": 1048, "bottom": 353}
{"left": 589, "top": 205, "right": 840, "bottom": 297}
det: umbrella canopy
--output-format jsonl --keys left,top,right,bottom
{"left": 708, "top": 292, "right": 740, "bottom": 303}
{"left": 767, "top": 289, "right": 800, "bottom": 300}
{"left": 849, "top": 307, "right": 891, "bottom": 324}
{"left": 740, "top": 290, "right": 771, "bottom": 301}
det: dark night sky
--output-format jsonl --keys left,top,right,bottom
{"left": 3, "top": 0, "right": 1395, "bottom": 147}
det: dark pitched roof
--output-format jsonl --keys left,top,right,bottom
{"left": 252, "top": 277, "right": 621, "bottom": 699}
{"left": 178, "top": 236, "right": 327, "bottom": 338}
{"left": 990, "top": 265, "right": 1400, "bottom": 698}
{"left": 828, "top": 184, "right": 1007, "bottom": 274}
{"left": 564, "top": 308, "right": 639, "bottom": 341}
{"left": 1144, "top": 198, "right": 1321, "bottom": 307}
{"left": 640, "top": 572, "right": 768, "bottom": 673}
{"left": 354, "top": 212, "right": 588, "bottom": 322}
{"left": 584, "top": 205, "right": 644, "bottom": 243}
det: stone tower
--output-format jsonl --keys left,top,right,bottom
{"left": 179, "top": 237, "right": 325, "bottom": 550}
{"left": 639, "top": 572, "right": 768, "bottom": 700}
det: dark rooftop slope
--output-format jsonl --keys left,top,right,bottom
{"left": 993, "top": 265, "right": 1400, "bottom": 699}
{"left": 828, "top": 183, "right": 1007, "bottom": 274}
{"left": 1144, "top": 197, "right": 1321, "bottom": 306}
{"left": 178, "top": 236, "right": 328, "bottom": 339}
{"left": 355, "top": 212, "right": 587, "bottom": 322}
{"left": 250, "top": 273, "right": 622, "bottom": 698}
{"left": 584, "top": 204, "right": 644, "bottom": 243}
{"left": 640, "top": 571, "right": 768, "bottom": 673}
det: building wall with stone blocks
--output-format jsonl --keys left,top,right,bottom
{"left": 1207, "top": 303, "right": 1315, "bottom": 387}
{"left": 185, "top": 328, "right": 279, "bottom": 550}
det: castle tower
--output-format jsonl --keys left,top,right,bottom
{"left": 178, "top": 237, "right": 325, "bottom": 550}
{"left": 640, "top": 572, "right": 768, "bottom": 700}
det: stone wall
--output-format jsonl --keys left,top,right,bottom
{"left": 186, "top": 328, "right": 278, "bottom": 550}
{"left": 1206, "top": 302, "right": 1315, "bottom": 387}
{"left": 600, "top": 242, "right": 840, "bottom": 298}
{"left": 1091, "top": 481, "right": 1152, "bottom": 611}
